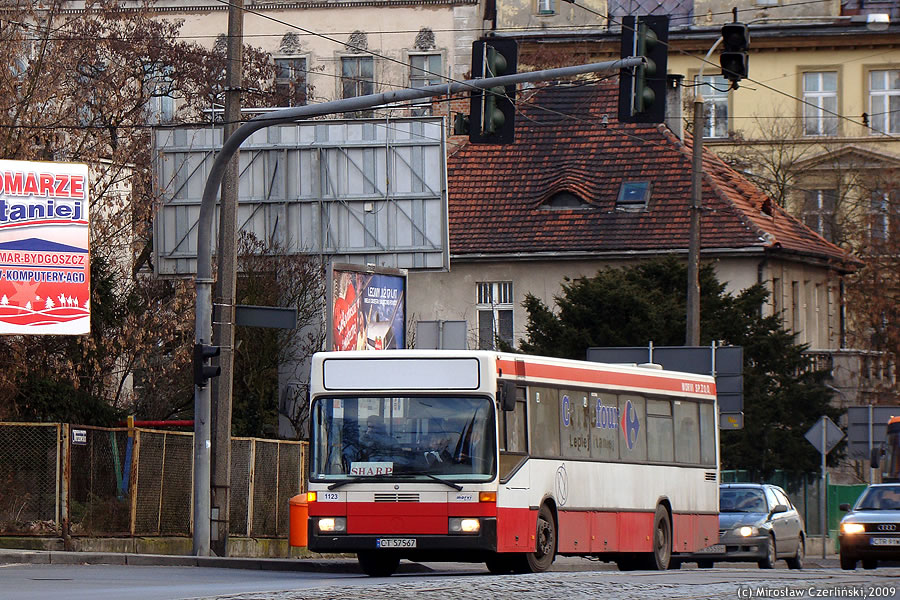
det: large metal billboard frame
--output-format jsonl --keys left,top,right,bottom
{"left": 153, "top": 117, "right": 449, "bottom": 276}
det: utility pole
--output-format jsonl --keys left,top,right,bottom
{"left": 209, "top": 0, "right": 243, "bottom": 558}
{"left": 686, "top": 37, "right": 723, "bottom": 347}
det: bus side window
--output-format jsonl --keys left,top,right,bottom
{"left": 502, "top": 387, "right": 527, "bottom": 453}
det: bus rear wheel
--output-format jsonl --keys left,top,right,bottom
{"left": 357, "top": 551, "right": 400, "bottom": 577}
{"left": 646, "top": 505, "right": 671, "bottom": 570}
{"left": 485, "top": 554, "right": 516, "bottom": 574}
{"left": 514, "top": 504, "right": 556, "bottom": 573}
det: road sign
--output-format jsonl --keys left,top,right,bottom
{"left": 805, "top": 415, "right": 844, "bottom": 455}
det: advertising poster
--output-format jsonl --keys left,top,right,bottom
{"left": 331, "top": 267, "right": 405, "bottom": 351}
{"left": 0, "top": 160, "right": 90, "bottom": 335}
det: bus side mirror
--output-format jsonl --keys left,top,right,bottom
{"left": 872, "top": 447, "right": 882, "bottom": 469}
{"left": 499, "top": 380, "right": 517, "bottom": 412}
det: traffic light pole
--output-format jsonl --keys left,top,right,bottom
{"left": 686, "top": 37, "right": 722, "bottom": 347}
{"left": 191, "top": 56, "right": 643, "bottom": 555}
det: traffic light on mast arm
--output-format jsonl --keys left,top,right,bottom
{"left": 720, "top": 22, "right": 750, "bottom": 85}
{"left": 618, "top": 15, "right": 669, "bottom": 124}
{"left": 193, "top": 343, "right": 221, "bottom": 388}
{"left": 468, "top": 39, "right": 518, "bottom": 144}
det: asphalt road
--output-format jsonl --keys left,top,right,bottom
{"left": 3, "top": 550, "right": 899, "bottom": 600}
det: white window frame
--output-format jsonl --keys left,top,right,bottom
{"left": 341, "top": 55, "right": 375, "bottom": 99}
{"left": 870, "top": 191, "right": 899, "bottom": 241}
{"left": 694, "top": 75, "right": 729, "bottom": 139}
{"left": 870, "top": 69, "right": 900, "bottom": 135}
{"left": 802, "top": 189, "right": 836, "bottom": 241}
{"left": 537, "top": 0, "right": 555, "bottom": 14}
{"left": 144, "top": 64, "right": 175, "bottom": 125}
{"left": 274, "top": 56, "right": 308, "bottom": 107}
{"left": 802, "top": 71, "right": 838, "bottom": 136}
{"left": 409, "top": 52, "right": 442, "bottom": 116}
{"left": 476, "top": 281, "right": 513, "bottom": 350}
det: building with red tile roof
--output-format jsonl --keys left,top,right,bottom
{"left": 408, "top": 81, "right": 858, "bottom": 354}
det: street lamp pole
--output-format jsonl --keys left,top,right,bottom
{"left": 190, "top": 57, "right": 643, "bottom": 555}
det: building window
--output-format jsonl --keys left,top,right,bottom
{"left": 617, "top": 181, "right": 651, "bottom": 210}
{"left": 694, "top": 75, "right": 729, "bottom": 138}
{"left": 870, "top": 69, "right": 900, "bottom": 135}
{"left": 802, "top": 71, "right": 837, "bottom": 136}
{"left": 537, "top": 0, "right": 555, "bottom": 14}
{"left": 477, "top": 281, "right": 513, "bottom": 350}
{"left": 145, "top": 65, "right": 175, "bottom": 124}
{"left": 870, "top": 191, "right": 899, "bottom": 241}
{"left": 409, "top": 53, "right": 441, "bottom": 116}
{"left": 803, "top": 189, "right": 836, "bottom": 241}
{"left": 341, "top": 56, "right": 374, "bottom": 99}
{"left": 275, "top": 57, "right": 307, "bottom": 106}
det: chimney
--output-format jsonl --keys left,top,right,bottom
{"left": 665, "top": 74, "right": 684, "bottom": 140}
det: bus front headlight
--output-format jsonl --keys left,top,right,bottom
{"left": 449, "top": 517, "right": 481, "bottom": 534}
{"left": 318, "top": 517, "right": 347, "bottom": 533}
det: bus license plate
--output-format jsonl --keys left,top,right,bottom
{"left": 871, "top": 537, "right": 900, "bottom": 546}
{"left": 376, "top": 538, "right": 416, "bottom": 548}
{"left": 697, "top": 544, "right": 725, "bottom": 554}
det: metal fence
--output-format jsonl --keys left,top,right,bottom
{"left": 0, "top": 422, "right": 306, "bottom": 539}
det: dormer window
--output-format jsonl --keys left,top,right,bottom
{"left": 543, "top": 191, "right": 590, "bottom": 209}
{"left": 616, "top": 181, "right": 651, "bottom": 210}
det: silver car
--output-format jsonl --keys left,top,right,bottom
{"left": 678, "top": 483, "right": 805, "bottom": 569}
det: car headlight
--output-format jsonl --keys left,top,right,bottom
{"left": 449, "top": 517, "right": 481, "bottom": 534}
{"left": 841, "top": 523, "right": 865, "bottom": 535}
{"left": 317, "top": 517, "right": 347, "bottom": 533}
{"left": 738, "top": 526, "right": 759, "bottom": 537}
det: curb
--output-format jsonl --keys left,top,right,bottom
{"left": 0, "top": 549, "right": 437, "bottom": 574}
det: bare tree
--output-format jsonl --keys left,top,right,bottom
{"left": 232, "top": 232, "right": 326, "bottom": 438}
{"left": 0, "top": 0, "right": 281, "bottom": 422}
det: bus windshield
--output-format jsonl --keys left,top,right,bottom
{"left": 310, "top": 395, "right": 496, "bottom": 482}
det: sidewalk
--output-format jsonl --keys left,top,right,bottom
{"left": 0, "top": 547, "right": 839, "bottom": 572}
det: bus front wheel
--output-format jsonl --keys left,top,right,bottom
{"left": 514, "top": 504, "right": 556, "bottom": 573}
{"left": 357, "top": 551, "right": 400, "bottom": 577}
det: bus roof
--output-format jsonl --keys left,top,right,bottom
{"left": 310, "top": 350, "right": 717, "bottom": 400}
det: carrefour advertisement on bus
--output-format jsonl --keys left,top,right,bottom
{"left": 0, "top": 160, "right": 90, "bottom": 335}
{"left": 329, "top": 264, "right": 406, "bottom": 351}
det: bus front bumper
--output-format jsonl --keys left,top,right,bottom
{"left": 308, "top": 517, "right": 498, "bottom": 554}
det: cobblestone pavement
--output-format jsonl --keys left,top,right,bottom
{"left": 200, "top": 567, "right": 900, "bottom": 600}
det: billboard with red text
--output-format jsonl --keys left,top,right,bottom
{"left": 0, "top": 160, "right": 90, "bottom": 334}
{"left": 329, "top": 264, "right": 406, "bottom": 351}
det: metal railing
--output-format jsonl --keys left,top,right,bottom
{"left": 0, "top": 422, "right": 305, "bottom": 539}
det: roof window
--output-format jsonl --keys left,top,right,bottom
{"left": 616, "top": 181, "right": 651, "bottom": 211}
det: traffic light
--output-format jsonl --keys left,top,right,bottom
{"left": 618, "top": 15, "right": 669, "bottom": 124}
{"left": 193, "top": 343, "right": 221, "bottom": 388}
{"left": 720, "top": 22, "right": 750, "bottom": 84}
{"left": 469, "top": 39, "right": 517, "bottom": 144}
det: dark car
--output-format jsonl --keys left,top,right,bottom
{"left": 678, "top": 483, "right": 805, "bottom": 569}
{"left": 839, "top": 483, "right": 900, "bottom": 570}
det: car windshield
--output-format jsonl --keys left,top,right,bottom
{"left": 857, "top": 486, "right": 900, "bottom": 510}
{"left": 310, "top": 395, "right": 496, "bottom": 483}
{"left": 720, "top": 488, "right": 767, "bottom": 513}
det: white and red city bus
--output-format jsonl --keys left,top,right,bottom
{"left": 306, "top": 349, "right": 719, "bottom": 575}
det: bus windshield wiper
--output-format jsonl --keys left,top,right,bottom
{"left": 404, "top": 470, "right": 463, "bottom": 491}
{"left": 327, "top": 476, "right": 387, "bottom": 490}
